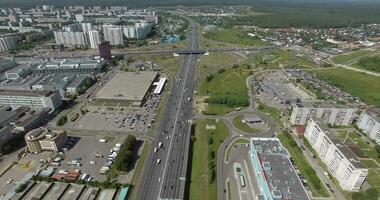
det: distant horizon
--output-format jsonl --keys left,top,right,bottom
{"left": 1, "top": 0, "right": 380, "bottom": 9}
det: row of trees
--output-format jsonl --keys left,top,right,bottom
{"left": 205, "top": 95, "right": 249, "bottom": 107}
{"left": 113, "top": 135, "right": 137, "bottom": 172}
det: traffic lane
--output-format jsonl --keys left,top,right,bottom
{"left": 160, "top": 56, "right": 197, "bottom": 197}
{"left": 138, "top": 71, "right": 188, "bottom": 200}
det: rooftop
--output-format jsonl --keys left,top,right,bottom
{"left": 33, "top": 58, "right": 105, "bottom": 71}
{"left": 250, "top": 138, "right": 310, "bottom": 200}
{"left": 312, "top": 118, "right": 365, "bottom": 169}
{"left": 0, "top": 89, "right": 53, "bottom": 97}
{"left": 95, "top": 71, "right": 158, "bottom": 102}
{"left": 296, "top": 101, "right": 354, "bottom": 109}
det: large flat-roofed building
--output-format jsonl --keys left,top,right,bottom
{"left": 357, "top": 111, "right": 380, "bottom": 144}
{"left": 305, "top": 118, "right": 368, "bottom": 191}
{"left": 32, "top": 74, "right": 76, "bottom": 98}
{"left": 25, "top": 127, "right": 67, "bottom": 153}
{"left": 31, "top": 58, "right": 105, "bottom": 75}
{"left": 5, "top": 63, "right": 34, "bottom": 80}
{"left": 95, "top": 71, "right": 158, "bottom": 106}
{"left": 249, "top": 138, "right": 310, "bottom": 200}
{"left": 0, "top": 89, "right": 62, "bottom": 111}
{"left": 0, "top": 75, "right": 43, "bottom": 91}
{"left": 290, "top": 101, "right": 356, "bottom": 126}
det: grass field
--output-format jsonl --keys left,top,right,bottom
{"left": 232, "top": 115, "right": 260, "bottom": 133}
{"left": 278, "top": 132, "right": 330, "bottom": 197}
{"left": 331, "top": 50, "right": 372, "bottom": 64}
{"left": 315, "top": 68, "right": 380, "bottom": 107}
{"left": 361, "top": 160, "right": 379, "bottom": 169}
{"left": 352, "top": 55, "right": 380, "bottom": 73}
{"left": 198, "top": 67, "right": 250, "bottom": 115}
{"left": 197, "top": 52, "right": 244, "bottom": 77}
{"left": 245, "top": 48, "right": 318, "bottom": 69}
{"left": 189, "top": 119, "right": 229, "bottom": 200}
{"left": 204, "top": 28, "right": 268, "bottom": 46}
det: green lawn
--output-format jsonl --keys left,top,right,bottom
{"left": 204, "top": 28, "right": 268, "bottom": 46}
{"left": 198, "top": 52, "right": 243, "bottom": 77}
{"left": 198, "top": 67, "right": 250, "bottom": 115}
{"left": 367, "top": 170, "right": 380, "bottom": 189}
{"left": 331, "top": 50, "right": 372, "bottom": 64}
{"left": 278, "top": 132, "right": 330, "bottom": 197}
{"left": 361, "top": 160, "right": 379, "bottom": 169}
{"left": 352, "top": 55, "right": 380, "bottom": 73}
{"left": 315, "top": 68, "right": 380, "bottom": 107}
{"left": 189, "top": 119, "right": 229, "bottom": 200}
{"left": 232, "top": 115, "right": 260, "bottom": 133}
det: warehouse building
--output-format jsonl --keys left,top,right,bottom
{"left": 356, "top": 111, "right": 380, "bottom": 144}
{"left": 305, "top": 118, "right": 368, "bottom": 191}
{"left": 95, "top": 71, "right": 158, "bottom": 106}
{"left": 290, "top": 102, "right": 356, "bottom": 126}
{"left": 31, "top": 58, "right": 106, "bottom": 75}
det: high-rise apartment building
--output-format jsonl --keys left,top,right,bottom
{"left": 290, "top": 102, "right": 356, "bottom": 126}
{"left": 305, "top": 118, "right": 368, "bottom": 191}
{"left": 88, "top": 30, "right": 100, "bottom": 49}
{"left": 103, "top": 25, "right": 124, "bottom": 46}
{"left": 357, "top": 112, "right": 380, "bottom": 144}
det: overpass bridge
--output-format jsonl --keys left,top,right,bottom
{"left": 114, "top": 46, "right": 273, "bottom": 56}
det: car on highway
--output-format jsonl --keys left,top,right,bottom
{"left": 157, "top": 159, "right": 161, "bottom": 164}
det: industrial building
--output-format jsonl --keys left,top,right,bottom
{"left": 305, "top": 118, "right": 368, "bottom": 191}
{"left": 290, "top": 102, "right": 357, "bottom": 126}
{"left": 356, "top": 111, "right": 380, "bottom": 144}
{"left": 32, "top": 74, "right": 76, "bottom": 98}
{"left": 95, "top": 71, "right": 158, "bottom": 106}
{"left": 249, "top": 138, "right": 310, "bottom": 200}
{"left": 0, "top": 36, "right": 17, "bottom": 52}
{"left": 31, "top": 58, "right": 106, "bottom": 75}
{"left": 0, "top": 59, "right": 17, "bottom": 73}
{"left": 0, "top": 89, "right": 62, "bottom": 111}
{"left": 25, "top": 127, "right": 67, "bottom": 153}
{"left": 66, "top": 75, "right": 91, "bottom": 94}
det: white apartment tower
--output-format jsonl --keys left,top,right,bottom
{"left": 357, "top": 112, "right": 380, "bottom": 144}
{"left": 304, "top": 118, "right": 368, "bottom": 191}
{"left": 290, "top": 102, "right": 356, "bottom": 126}
{"left": 88, "top": 30, "right": 100, "bottom": 49}
{"left": 103, "top": 25, "right": 124, "bottom": 46}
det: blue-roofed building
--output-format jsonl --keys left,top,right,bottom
{"left": 117, "top": 187, "right": 129, "bottom": 200}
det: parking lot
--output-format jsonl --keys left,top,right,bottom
{"left": 255, "top": 71, "right": 314, "bottom": 110}
{"left": 74, "top": 94, "right": 162, "bottom": 133}
{"left": 57, "top": 135, "right": 126, "bottom": 181}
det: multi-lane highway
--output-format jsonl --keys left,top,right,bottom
{"left": 135, "top": 20, "right": 199, "bottom": 200}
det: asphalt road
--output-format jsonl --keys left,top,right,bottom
{"left": 135, "top": 20, "right": 199, "bottom": 200}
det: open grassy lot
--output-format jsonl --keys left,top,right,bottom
{"left": 204, "top": 28, "right": 268, "bottom": 46}
{"left": 232, "top": 115, "right": 260, "bottom": 133}
{"left": 246, "top": 48, "right": 318, "bottom": 69}
{"left": 352, "top": 55, "right": 380, "bottom": 73}
{"left": 197, "top": 52, "right": 245, "bottom": 77}
{"left": 278, "top": 132, "right": 330, "bottom": 197}
{"left": 189, "top": 119, "right": 229, "bottom": 200}
{"left": 198, "top": 67, "right": 251, "bottom": 115}
{"left": 315, "top": 68, "right": 380, "bottom": 107}
{"left": 331, "top": 50, "right": 372, "bottom": 64}
{"left": 361, "top": 160, "right": 379, "bottom": 169}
